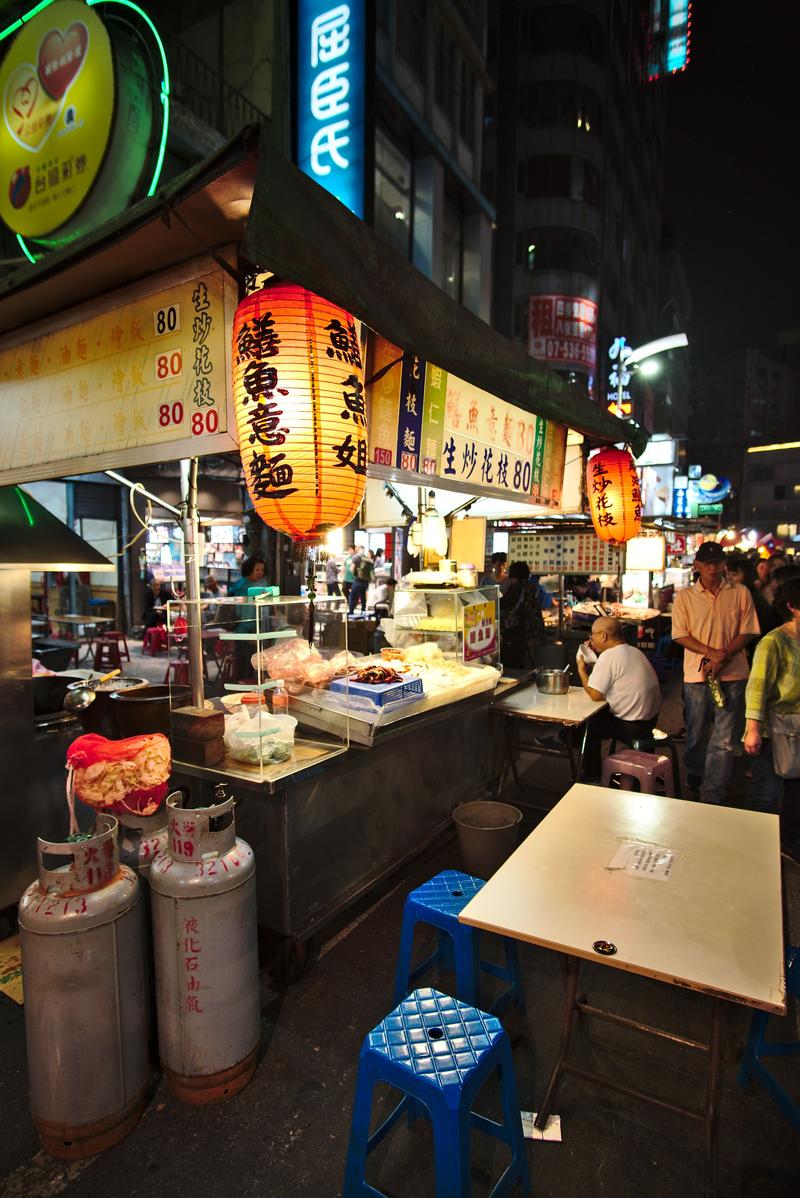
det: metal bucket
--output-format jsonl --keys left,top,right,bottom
{"left": 535, "top": 666, "right": 571, "bottom": 695}
{"left": 453, "top": 800, "right": 522, "bottom": 879}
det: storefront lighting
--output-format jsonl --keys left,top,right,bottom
{"left": 747, "top": 441, "right": 800, "bottom": 454}
{"left": 394, "top": 210, "right": 406, "bottom": 221}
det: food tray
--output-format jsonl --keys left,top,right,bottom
{"left": 328, "top": 674, "right": 424, "bottom": 708}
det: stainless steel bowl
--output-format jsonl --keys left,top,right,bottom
{"left": 535, "top": 666, "right": 570, "bottom": 695}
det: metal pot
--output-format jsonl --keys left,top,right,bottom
{"left": 535, "top": 666, "right": 571, "bottom": 695}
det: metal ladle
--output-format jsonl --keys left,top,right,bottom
{"left": 63, "top": 669, "right": 121, "bottom": 714}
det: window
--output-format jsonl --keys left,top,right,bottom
{"left": 374, "top": 130, "right": 412, "bottom": 258}
{"left": 774, "top": 485, "right": 787, "bottom": 500}
{"left": 434, "top": 22, "right": 456, "bottom": 120}
{"left": 441, "top": 200, "right": 462, "bottom": 300}
{"left": 376, "top": 0, "right": 392, "bottom": 35}
{"left": 459, "top": 59, "right": 476, "bottom": 149}
{"left": 519, "top": 80, "right": 603, "bottom": 139}
{"left": 522, "top": 156, "right": 601, "bottom": 209}
{"left": 516, "top": 228, "right": 599, "bottom": 275}
{"left": 397, "top": 0, "right": 426, "bottom": 79}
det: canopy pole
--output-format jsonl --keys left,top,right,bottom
{"left": 180, "top": 459, "right": 205, "bottom": 709}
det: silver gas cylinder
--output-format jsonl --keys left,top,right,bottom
{"left": 18, "top": 815, "right": 148, "bottom": 1159}
{"left": 149, "top": 786, "right": 260, "bottom": 1104}
{"left": 117, "top": 808, "right": 169, "bottom": 883}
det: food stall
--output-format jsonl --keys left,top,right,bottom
{"left": 0, "top": 126, "right": 641, "bottom": 961}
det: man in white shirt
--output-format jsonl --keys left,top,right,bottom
{"left": 576, "top": 616, "right": 661, "bottom": 780}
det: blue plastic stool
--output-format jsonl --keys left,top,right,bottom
{"left": 343, "top": 987, "right": 532, "bottom": 1197}
{"left": 737, "top": 944, "right": 800, "bottom": 1132}
{"left": 393, "top": 871, "right": 524, "bottom": 1015}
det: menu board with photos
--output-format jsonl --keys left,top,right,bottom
{"left": 507, "top": 532, "right": 622, "bottom": 574}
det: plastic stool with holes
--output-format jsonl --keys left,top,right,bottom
{"left": 601, "top": 748, "right": 674, "bottom": 796}
{"left": 92, "top": 635, "right": 122, "bottom": 673}
{"left": 343, "top": 987, "right": 532, "bottom": 1198}
{"left": 737, "top": 944, "right": 800, "bottom": 1132}
{"left": 102, "top": 630, "right": 130, "bottom": 662}
{"left": 393, "top": 870, "right": 524, "bottom": 1016}
{"left": 142, "top": 625, "right": 168, "bottom": 656}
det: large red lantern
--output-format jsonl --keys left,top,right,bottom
{"left": 586, "top": 448, "right": 642, "bottom": 544}
{"left": 233, "top": 283, "right": 367, "bottom": 545}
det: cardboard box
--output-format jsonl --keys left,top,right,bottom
{"left": 328, "top": 674, "right": 424, "bottom": 708}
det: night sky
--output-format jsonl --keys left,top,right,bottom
{"left": 662, "top": 2, "right": 799, "bottom": 360}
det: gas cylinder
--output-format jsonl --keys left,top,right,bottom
{"left": 18, "top": 816, "right": 148, "bottom": 1159}
{"left": 117, "top": 809, "right": 170, "bottom": 884}
{"left": 149, "top": 786, "right": 260, "bottom": 1104}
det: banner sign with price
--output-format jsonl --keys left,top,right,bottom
{"left": 365, "top": 333, "right": 567, "bottom": 507}
{"left": 0, "top": 254, "right": 237, "bottom": 484}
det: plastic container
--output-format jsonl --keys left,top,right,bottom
{"left": 271, "top": 680, "right": 289, "bottom": 715}
{"left": 453, "top": 800, "right": 522, "bottom": 879}
{"left": 223, "top": 711, "right": 297, "bottom": 765}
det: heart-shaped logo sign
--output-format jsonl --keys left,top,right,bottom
{"left": 38, "top": 22, "right": 89, "bottom": 101}
{"left": 3, "top": 62, "right": 57, "bottom": 151}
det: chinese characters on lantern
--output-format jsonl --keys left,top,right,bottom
{"left": 586, "top": 448, "right": 642, "bottom": 544}
{"left": 235, "top": 307, "right": 298, "bottom": 501}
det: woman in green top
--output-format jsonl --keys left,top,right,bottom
{"left": 744, "top": 575, "right": 800, "bottom": 860}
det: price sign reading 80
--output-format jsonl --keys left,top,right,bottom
{"left": 153, "top": 303, "right": 181, "bottom": 337}
{"left": 154, "top": 349, "right": 183, "bottom": 382}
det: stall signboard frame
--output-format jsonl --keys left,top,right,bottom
{"left": 507, "top": 531, "right": 622, "bottom": 575}
{"left": 0, "top": 253, "right": 238, "bottom": 485}
{"left": 366, "top": 334, "right": 568, "bottom": 509}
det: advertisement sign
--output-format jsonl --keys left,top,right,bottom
{"left": 296, "top": 0, "right": 366, "bottom": 217}
{"left": 463, "top": 599, "right": 497, "bottom": 662}
{"left": 507, "top": 532, "right": 622, "bottom": 575}
{"left": 528, "top": 294, "right": 597, "bottom": 372}
{"left": 0, "top": 1, "right": 115, "bottom": 239}
{"left": 0, "top": 256, "right": 236, "bottom": 484}
{"left": 365, "top": 336, "right": 568, "bottom": 507}
{"left": 639, "top": 465, "right": 674, "bottom": 517}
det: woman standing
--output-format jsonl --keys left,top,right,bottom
{"left": 744, "top": 576, "right": 800, "bottom": 862}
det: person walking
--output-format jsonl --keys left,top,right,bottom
{"left": 325, "top": 556, "right": 341, "bottom": 596}
{"left": 743, "top": 576, "right": 800, "bottom": 861}
{"left": 671, "top": 541, "right": 759, "bottom": 802}
{"left": 348, "top": 549, "right": 374, "bottom": 614}
{"left": 576, "top": 617, "right": 661, "bottom": 780}
{"left": 499, "top": 561, "right": 546, "bottom": 670}
{"left": 342, "top": 545, "right": 356, "bottom": 603}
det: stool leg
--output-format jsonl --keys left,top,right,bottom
{"left": 497, "top": 1036, "right": 533, "bottom": 1196}
{"left": 393, "top": 907, "right": 418, "bottom": 1006}
{"left": 431, "top": 1098, "right": 471, "bottom": 1198}
{"left": 453, "top": 928, "right": 480, "bottom": 1007}
{"left": 343, "top": 1060, "right": 382, "bottom": 1198}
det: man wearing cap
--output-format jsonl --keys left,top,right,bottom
{"left": 671, "top": 543, "right": 760, "bottom": 802}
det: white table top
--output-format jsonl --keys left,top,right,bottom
{"left": 493, "top": 684, "right": 606, "bottom": 727}
{"left": 460, "top": 784, "right": 785, "bottom": 1013}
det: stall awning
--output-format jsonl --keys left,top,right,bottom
{"left": 0, "top": 124, "right": 645, "bottom": 455}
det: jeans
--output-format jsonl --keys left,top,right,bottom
{"left": 348, "top": 579, "right": 367, "bottom": 613}
{"left": 747, "top": 738, "right": 800, "bottom": 849}
{"left": 683, "top": 679, "right": 746, "bottom": 805}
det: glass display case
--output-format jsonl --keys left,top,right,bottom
{"left": 165, "top": 595, "right": 350, "bottom": 785}
{"left": 390, "top": 585, "right": 501, "bottom": 667}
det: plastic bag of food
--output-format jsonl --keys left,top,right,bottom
{"left": 224, "top": 710, "right": 297, "bottom": 765}
{"left": 66, "top": 732, "right": 171, "bottom": 833}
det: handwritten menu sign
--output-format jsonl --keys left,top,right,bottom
{"left": 0, "top": 255, "right": 236, "bottom": 484}
{"left": 507, "top": 532, "right": 621, "bottom": 574}
{"left": 366, "top": 334, "right": 567, "bottom": 507}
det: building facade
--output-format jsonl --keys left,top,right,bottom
{"left": 740, "top": 443, "right": 800, "bottom": 534}
{"left": 486, "top": 0, "right": 672, "bottom": 425}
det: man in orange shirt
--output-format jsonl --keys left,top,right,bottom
{"left": 671, "top": 542, "right": 760, "bottom": 803}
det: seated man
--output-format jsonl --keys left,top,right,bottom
{"left": 576, "top": 616, "right": 661, "bottom": 780}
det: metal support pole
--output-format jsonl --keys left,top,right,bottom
{"left": 558, "top": 573, "right": 564, "bottom": 641}
{"left": 180, "top": 459, "right": 205, "bottom": 709}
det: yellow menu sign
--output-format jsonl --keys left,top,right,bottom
{"left": 0, "top": 257, "right": 237, "bottom": 483}
{"left": 0, "top": 0, "right": 114, "bottom": 238}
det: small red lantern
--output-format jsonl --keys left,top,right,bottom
{"left": 586, "top": 448, "right": 642, "bottom": 544}
{"left": 233, "top": 283, "right": 367, "bottom": 545}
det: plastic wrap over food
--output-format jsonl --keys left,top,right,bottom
{"left": 224, "top": 710, "right": 298, "bottom": 765}
{"left": 66, "top": 733, "right": 171, "bottom": 819}
{"left": 251, "top": 639, "right": 358, "bottom": 692}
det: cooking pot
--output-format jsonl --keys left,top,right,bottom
{"left": 535, "top": 666, "right": 571, "bottom": 695}
{"left": 110, "top": 684, "right": 191, "bottom": 737}
{"left": 32, "top": 672, "right": 86, "bottom": 717}
{"left": 66, "top": 676, "right": 149, "bottom": 737}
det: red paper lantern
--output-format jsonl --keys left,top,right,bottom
{"left": 233, "top": 283, "right": 367, "bottom": 545}
{"left": 586, "top": 448, "right": 642, "bottom": 544}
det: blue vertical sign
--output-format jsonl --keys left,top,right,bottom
{"left": 396, "top": 353, "right": 426, "bottom": 473}
{"left": 296, "top": 1, "right": 366, "bottom": 218}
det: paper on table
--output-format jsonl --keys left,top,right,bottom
{"left": 607, "top": 840, "right": 677, "bottom": 882}
{"left": 521, "top": 1112, "right": 562, "bottom": 1141}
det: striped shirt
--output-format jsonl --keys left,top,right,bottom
{"left": 745, "top": 628, "right": 800, "bottom": 723}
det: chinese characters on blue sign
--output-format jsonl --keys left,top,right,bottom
{"left": 296, "top": 1, "right": 365, "bottom": 218}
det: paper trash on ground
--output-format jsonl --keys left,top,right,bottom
{"left": 607, "top": 840, "right": 677, "bottom": 882}
{"left": 521, "top": 1112, "right": 562, "bottom": 1141}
